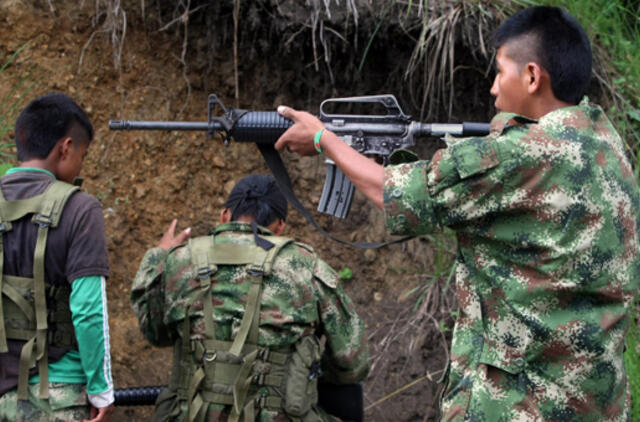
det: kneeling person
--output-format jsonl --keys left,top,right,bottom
{"left": 131, "top": 174, "right": 369, "bottom": 421}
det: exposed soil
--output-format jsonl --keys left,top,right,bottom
{"left": 0, "top": 2, "right": 462, "bottom": 420}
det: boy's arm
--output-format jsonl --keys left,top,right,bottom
{"left": 69, "top": 275, "right": 114, "bottom": 408}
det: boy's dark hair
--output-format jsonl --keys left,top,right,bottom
{"left": 224, "top": 174, "right": 288, "bottom": 227}
{"left": 15, "top": 93, "right": 94, "bottom": 161}
{"left": 493, "top": 6, "right": 592, "bottom": 104}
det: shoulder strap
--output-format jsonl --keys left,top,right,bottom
{"left": 0, "top": 181, "right": 78, "bottom": 230}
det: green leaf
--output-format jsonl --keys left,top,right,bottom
{"left": 338, "top": 267, "right": 353, "bottom": 281}
{"left": 627, "top": 108, "right": 640, "bottom": 122}
{"left": 0, "top": 163, "right": 13, "bottom": 175}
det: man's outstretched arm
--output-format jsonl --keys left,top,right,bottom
{"left": 274, "top": 106, "right": 385, "bottom": 209}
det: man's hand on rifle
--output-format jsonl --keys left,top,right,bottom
{"left": 275, "top": 105, "right": 386, "bottom": 209}
{"left": 275, "top": 106, "right": 325, "bottom": 155}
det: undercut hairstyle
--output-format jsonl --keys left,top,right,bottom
{"left": 224, "top": 175, "right": 288, "bottom": 227}
{"left": 15, "top": 93, "right": 94, "bottom": 161}
{"left": 493, "top": 6, "right": 592, "bottom": 104}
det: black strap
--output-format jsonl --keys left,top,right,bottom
{"left": 250, "top": 221, "right": 275, "bottom": 251}
{"left": 256, "top": 143, "right": 414, "bottom": 249}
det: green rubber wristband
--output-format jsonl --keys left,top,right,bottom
{"left": 314, "top": 129, "right": 325, "bottom": 153}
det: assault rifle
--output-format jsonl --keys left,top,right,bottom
{"left": 109, "top": 94, "right": 489, "bottom": 220}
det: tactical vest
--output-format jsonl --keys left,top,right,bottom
{"left": 168, "top": 233, "right": 324, "bottom": 422}
{"left": 0, "top": 181, "right": 79, "bottom": 400}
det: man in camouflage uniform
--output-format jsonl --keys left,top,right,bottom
{"left": 131, "top": 174, "right": 369, "bottom": 422}
{"left": 274, "top": 6, "right": 640, "bottom": 421}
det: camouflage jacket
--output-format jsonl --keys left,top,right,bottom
{"left": 131, "top": 222, "right": 369, "bottom": 421}
{"left": 383, "top": 98, "right": 640, "bottom": 421}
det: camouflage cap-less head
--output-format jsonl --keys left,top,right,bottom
{"left": 225, "top": 174, "right": 288, "bottom": 225}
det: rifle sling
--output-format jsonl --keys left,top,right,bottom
{"left": 256, "top": 143, "right": 414, "bottom": 249}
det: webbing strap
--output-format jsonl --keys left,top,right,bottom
{"left": 32, "top": 223, "right": 49, "bottom": 399}
{"left": 232, "top": 349, "right": 258, "bottom": 416}
{"left": 186, "top": 367, "right": 206, "bottom": 422}
{"left": 0, "top": 232, "right": 6, "bottom": 353}
{"left": 0, "top": 183, "right": 7, "bottom": 352}
{"left": 37, "top": 346, "right": 48, "bottom": 399}
{"left": 17, "top": 336, "right": 35, "bottom": 399}
{"left": 228, "top": 276, "right": 261, "bottom": 357}
{"left": 189, "top": 236, "right": 217, "bottom": 342}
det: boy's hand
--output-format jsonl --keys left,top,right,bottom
{"left": 158, "top": 219, "right": 191, "bottom": 250}
{"left": 83, "top": 403, "right": 114, "bottom": 422}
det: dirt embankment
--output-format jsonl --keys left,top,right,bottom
{"left": 0, "top": 2, "right": 463, "bottom": 420}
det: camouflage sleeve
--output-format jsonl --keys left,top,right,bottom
{"left": 313, "top": 257, "right": 370, "bottom": 384}
{"left": 130, "top": 247, "right": 173, "bottom": 347}
{"left": 383, "top": 160, "right": 438, "bottom": 235}
{"left": 383, "top": 137, "right": 501, "bottom": 236}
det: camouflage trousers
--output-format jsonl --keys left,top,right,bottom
{"left": 0, "top": 382, "right": 90, "bottom": 422}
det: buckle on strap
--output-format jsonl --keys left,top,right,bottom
{"left": 258, "top": 348, "right": 270, "bottom": 362}
{"left": 257, "top": 394, "right": 268, "bottom": 408}
{"left": 247, "top": 264, "right": 264, "bottom": 276}
{"left": 204, "top": 352, "right": 217, "bottom": 362}
{"left": 196, "top": 266, "right": 214, "bottom": 279}
{"left": 34, "top": 214, "right": 52, "bottom": 228}
{"left": 252, "top": 374, "right": 266, "bottom": 385}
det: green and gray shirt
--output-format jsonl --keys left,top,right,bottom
{"left": 383, "top": 98, "right": 640, "bottom": 421}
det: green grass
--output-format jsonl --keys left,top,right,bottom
{"left": 626, "top": 313, "right": 640, "bottom": 421}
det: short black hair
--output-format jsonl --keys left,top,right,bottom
{"left": 493, "top": 6, "right": 592, "bottom": 104}
{"left": 15, "top": 93, "right": 94, "bottom": 161}
{"left": 224, "top": 175, "right": 287, "bottom": 227}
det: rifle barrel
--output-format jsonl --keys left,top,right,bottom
{"left": 416, "top": 122, "right": 490, "bottom": 137}
{"left": 109, "top": 120, "right": 213, "bottom": 131}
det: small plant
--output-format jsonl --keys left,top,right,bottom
{"left": 339, "top": 267, "right": 353, "bottom": 281}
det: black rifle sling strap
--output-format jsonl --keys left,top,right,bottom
{"left": 256, "top": 143, "right": 414, "bottom": 249}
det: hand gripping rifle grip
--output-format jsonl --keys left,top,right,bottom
{"left": 227, "top": 111, "right": 293, "bottom": 144}
{"left": 318, "top": 162, "right": 356, "bottom": 219}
